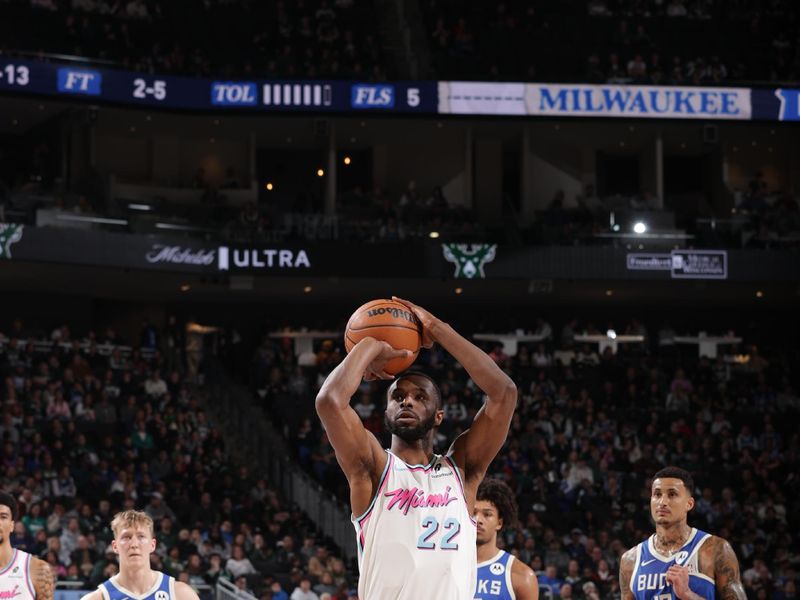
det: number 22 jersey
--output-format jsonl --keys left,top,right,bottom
{"left": 352, "top": 450, "right": 477, "bottom": 600}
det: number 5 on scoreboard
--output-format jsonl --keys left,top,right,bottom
{"left": 407, "top": 88, "right": 420, "bottom": 107}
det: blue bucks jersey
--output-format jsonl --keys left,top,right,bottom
{"left": 99, "top": 571, "right": 176, "bottom": 600}
{"left": 475, "top": 550, "right": 516, "bottom": 600}
{"left": 631, "top": 528, "right": 716, "bottom": 600}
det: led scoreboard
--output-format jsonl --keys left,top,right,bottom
{"left": 0, "top": 58, "right": 797, "bottom": 121}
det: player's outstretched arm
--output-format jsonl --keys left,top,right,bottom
{"left": 31, "top": 559, "right": 54, "bottom": 600}
{"left": 392, "top": 297, "right": 517, "bottom": 483}
{"left": 619, "top": 547, "right": 637, "bottom": 600}
{"left": 512, "top": 560, "right": 540, "bottom": 600}
{"left": 713, "top": 537, "right": 746, "bottom": 600}
{"left": 175, "top": 581, "right": 201, "bottom": 600}
{"left": 316, "top": 337, "right": 406, "bottom": 483}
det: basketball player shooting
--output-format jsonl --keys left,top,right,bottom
{"left": 316, "top": 297, "right": 517, "bottom": 600}
{"left": 619, "top": 467, "right": 745, "bottom": 600}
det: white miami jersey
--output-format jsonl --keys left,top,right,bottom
{"left": 353, "top": 450, "right": 477, "bottom": 600}
{"left": 0, "top": 549, "right": 36, "bottom": 600}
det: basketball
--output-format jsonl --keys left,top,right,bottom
{"left": 344, "top": 299, "right": 422, "bottom": 374}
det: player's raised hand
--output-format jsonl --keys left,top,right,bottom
{"left": 363, "top": 339, "right": 411, "bottom": 380}
{"left": 391, "top": 296, "right": 439, "bottom": 348}
{"left": 665, "top": 565, "right": 692, "bottom": 599}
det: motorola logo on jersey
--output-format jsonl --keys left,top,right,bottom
{"left": 57, "top": 68, "right": 102, "bottom": 95}
{"left": 211, "top": 82, "right": 257, "bottom": 106}
{"left": 155, "top": 591, "right": 169, "bottom": 600}
{"left": 489, "top": 563, "right": 505, "bottom": 575}
{"left": 351, "top": 84, "right": 395, "bottom": 108}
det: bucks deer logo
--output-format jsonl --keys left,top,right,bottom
{"left": 442, "top": 243, "right": 497, "bottom": 279}
{"left": 0, "top": 224, "right": 23, "bottom": 259}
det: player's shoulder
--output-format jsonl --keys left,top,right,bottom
{"left": 174, "top": 581, "right": 200, "bottom": 600}
{"left": 620, "top": 544, "right": 640, "bottom": 568}
{"left": 78, "top": 589, "right": 103, "bottom": 600}
{"left": 510, "top": 555, "right": 537, "bottom": 581}
{"left": 509, "top": 555, "right": 539, "bottom": 598}
{"left": 699, "top": 534, "right": 735, "bottom": 559}
{"left": 28, "top": 556, "right": 53, "bottom": 580}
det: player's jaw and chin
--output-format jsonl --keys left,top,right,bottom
{"left": 384, "top": 411, "right": 437, "bottom": 442}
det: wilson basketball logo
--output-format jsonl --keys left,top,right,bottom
{"left": 366, "top": 307, "right": 415, "bottom": 324}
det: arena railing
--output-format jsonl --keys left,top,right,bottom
{"left": 0, "top": 336, "right": 156, "bottom": 359}
{"left": 205, "top": 362, "right": 358, "bottom": 562}
{"left": 216, "top": 577, "right": 256, "bottom": 600}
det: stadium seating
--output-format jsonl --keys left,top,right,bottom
{"left": 0, "top": 323, "right": 359, "bottom": 599}
{"left": 251, "top": 316, "right": 799, "bottom": 599}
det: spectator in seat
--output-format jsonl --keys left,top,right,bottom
{"left": 226, "top": 544, "right": 257, "bottom": 579}
{"left": 290, "top": 577, "right": 319, "bottom": 600}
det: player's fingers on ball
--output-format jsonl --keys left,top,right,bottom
{"left": 392, "top": 296, "right": 415, "bottom": 309}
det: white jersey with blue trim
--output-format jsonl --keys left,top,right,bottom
{"left": 631, "top": 528, "right": 715, "bottom": 600}
{"left": 352, "top": 450, "right": 477, "bottom": 600}
{"left": 99, "top": 571, "right": 176, "bottom": 600}
{"left": 474, "top": 550, "right": 516, "bottom": 600}
{"left": 0, "top": 549, "right": 36, "bottom": 600}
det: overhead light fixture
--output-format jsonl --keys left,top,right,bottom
{"left": 316, "top": 169, "right": 324, "bottom": 177}
{"left": 607, "top": 329, "right": 617, "bottom": 339}
{"left": 605, "top": 289, "right": 613, "bottom": 296}
{"left": 756, "top": 290, "right": 763, "bottom": 298}
{"left": 155, "top": 223, "right": 206, "bottom": 231}
{"left": 56, "top": 214, "right": 127, "bottom": 225}
{"left": 429, "top": 231, "right": 440, "bottom": 239}
{"left": 343, "top": 156, "right": 351, "bottom": 165}
{"left": 454, "top": 287, "right": 463, "bottom": 295}
{"left": 612, "top": 224, "right": 621, "bottom": 232}
{"left": 303, "top": 286, "right": 313, "bottom": 293}
{"left": 180, "top": 284, "right": 191, "bottom": 292}
{"left": 128, "top": 203, "right": 152, "bottom": 211}
{"left": 633, "top": 222, "right": 647, "bottom": 234}
{"left": 265, "top": 182, "right": 274, "bottom": 191}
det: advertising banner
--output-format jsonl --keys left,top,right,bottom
{"left": 2, "top": 225, "right": 797, "bottom": 283}
{"left": 438, "top": 82, "right": 752, "bottom": 120}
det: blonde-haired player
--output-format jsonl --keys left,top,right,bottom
{"left": 81, "top": 510, "right": 199, "bottom": 600}
{"left": 0, "top": 492, "right": 54, "bottom": 600}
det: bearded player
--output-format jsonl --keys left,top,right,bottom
{"left": 316, "top": 297, "right": 517, "bottom": 600}
{"left": 619, "top": 467, "right": 745, "bottom": 600}
{"left": 474, "top": 479, "right": 538, "bottom": 600}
